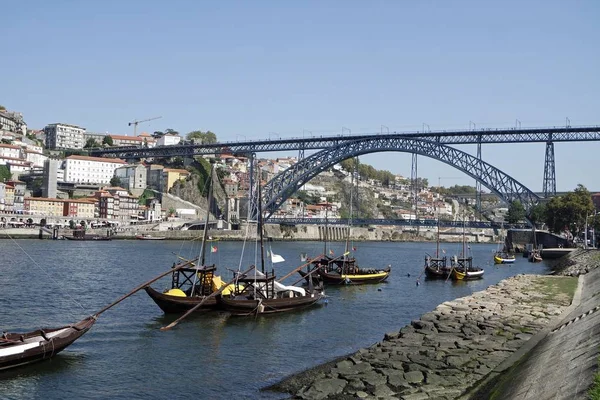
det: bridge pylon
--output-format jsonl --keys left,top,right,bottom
{"left": 543, "top": 141, "right": 556, "bottom": 197}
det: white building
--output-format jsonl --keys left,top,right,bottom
{"left": 24, "top": 150, "right": 47, "bottom": 168}
{"left": 157, "top": 133, "right": 181, "bottom": 146}
{"left": 0, "top": 143, "right": 22, "bottom": 160}
{"left": 44, "top": 123, "right": 86, "bottom": 150}
{"left": 63, "top": 155, "right": 126, "bottom": 184}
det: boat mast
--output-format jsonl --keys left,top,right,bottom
{"left": 436, "top": 207, "right": 440, "bottom": 258}
{"left": 344, "top": 158, "right": 355, "bottom": 257}
{"left": 258, "top": 180, "right": 266, "bottom": 274}
{"left": 199, "top": 164, "right": 215, "bottom": 266}
{"left": 324, "top": 205, "right": 328, "bottom": 257}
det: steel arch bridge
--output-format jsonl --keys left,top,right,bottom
{"left": 262, "top": 137, "right": 540, "bottom": 219}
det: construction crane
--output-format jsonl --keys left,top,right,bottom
{"left": 128, "top": 116, "right": 162, "bottom": 136}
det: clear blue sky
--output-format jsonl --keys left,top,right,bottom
{"left": 3, "top": 1, "right": 599, "bottom": 192}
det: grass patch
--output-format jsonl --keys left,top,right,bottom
{"left": 529, "top": 276, "right": 578, "bottom": 307}
{"left": 589, "top": 355, "right": 600, "bottom": 400}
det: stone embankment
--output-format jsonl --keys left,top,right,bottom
{"left": 550, "top": 248, "right": 599, "bottom": 276}
{"left": 270, "top": 274, "right": 576, "bottom": 400}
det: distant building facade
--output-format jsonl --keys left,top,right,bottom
{"left": 44, "top": 123, "right": 86, "bottom": 150}
{"left": 63, "top": 155, "right": 126, "bottom": 184}
{"left": 114, "top": 164, "right": 147, "bottom": 196}
{"left": 24, "top": 197, "right": 96, "bottom": 218}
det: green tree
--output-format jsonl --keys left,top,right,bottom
{"left": 102, "top": 136, "right": 113, "bottom": 146}
{"left": 110, "top": 176, "right": 121, "bottom": 187}
{"left": 528, "top": 203, "right": 546, "bottom": 227}
{"left": 0, "top": 105, "right": 5, "bottom": 111}
{"left": 165, "top": 128, "right": 179, "bottom": 136}
{"left": 339, "top": 159, "right": 356, "bottom": 173}
{"left": 69, "top": 219, "right": 76, "bottom": 229}
{"left": 506, "top": 200, "right": 526, "bottom": 223}
{"left": 84, "top": 138, "right": 99, "bottom": 148}
{"left": 544, "top": 184, "right": 594, "bottom": 238}
{"left": 0, "top": 165, "right": 11, "bottom": 182}
{"left": 187, "top": 130, "right": 218, "bottom": 144}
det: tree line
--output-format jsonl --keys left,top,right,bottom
{"left": 506, "top": 184, "right": 598, "bottom": 240}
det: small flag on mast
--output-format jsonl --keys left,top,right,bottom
{"left": 329, "top": 249, "right": 334, "bottom": 256}
{"left": 211, "top": 245, "right": 217, "bottom": 253}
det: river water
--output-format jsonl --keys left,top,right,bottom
{"left": 0, "top": 239, "right": 550, "bottom": 399}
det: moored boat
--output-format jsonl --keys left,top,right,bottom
{"left": 144, "top": 164, "right": 230, "bottom": 313}
{"left": 216, "top": 268, "right": 324, "bottom": 316}
{"left": 144, "top": 264, "right": 223, "bottom": 313}
{"left": 423, "top": 208, "right": 451, "bottom": 279}
{"left": 451, "top": 256, "right": 485, "bottom": 280}
{"left": 0, "top": 317, "right": 96, "bottom": 371}
{"left": 424, "top": 255, "right": 452, "bottom": 279}
{"left": 493, "top": 252, "right": 516, "bottom": 264}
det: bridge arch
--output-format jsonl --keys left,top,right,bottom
{"left": 263, "top": 137, "right": 540, "bottom": 218}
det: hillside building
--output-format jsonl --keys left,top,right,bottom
{"left": 44, "top": 123, "right": 86, "bottom": 150}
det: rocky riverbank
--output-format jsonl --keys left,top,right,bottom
{"left": 267, "top": 274, "right": 577, "bottom": 399}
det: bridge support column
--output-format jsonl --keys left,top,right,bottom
{"left": 411, "top": 153, "right": 418, "bottom": 219}
{"left": 543, "top": 141, "right": 556, "bottom": 197}
{"left": 476, "top": 140, "right": 482, "bottom": 217}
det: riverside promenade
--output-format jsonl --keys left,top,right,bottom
{"left": 268, "top": 250, "right": 599, "bottom": 400}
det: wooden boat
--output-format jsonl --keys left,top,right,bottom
{"left": 451, "top": 218, "right": 484, "bottom": 281}
{"left": 494, "top": 252, "right": 516, "bottom": 264}
{"left": 0, "top": 316, "right": 95, "bottom": 371}
{"left": 424, "top": 255, "right": 452, "bottom": 279}
{"left": 216, "top": 268, "right": 324, "bottom": 316}
{"left": 299, "top": 163, "right": 391, "bottom": 285}
{"left": 144, "top": 164, "right": 228, "bottom": 314}
{"left": 144, "top": 264, "right": 222, "bottom": 313}
{"left": 63, "top": 229, "right": 111, "bottom": 241}
{"left": 301, "top": 261, "right": 391, "bottom": 285}
{"left": 423, "top": 210, "right": 451, "bottom": 279}
{"left": 136, "top": 234, "right": 166, "bottom": 240}
{"left": 451, "top": 256, "right": 484, "bottom": 280}
{"left": 528, "top": 250, "right": 543, "bottom": 263}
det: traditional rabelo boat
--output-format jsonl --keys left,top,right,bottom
{"left": 144, "top": 165, "right": 229, "bottom": 313}
{"left": 299, "top": 162, "right": 391, "bottom": 285}
{"left": 451, "top": 255, "right": 484, "bottom": 280}
{"left": 451, "top": 218, "right": 484, "bottom": 281}
{"left": 214, "top": 182, "right": 325, "bottom": 316}
{"left": 0, "top": 317, "right": 96, "bottom": 371}
{"left": 494, "top": 251, "right": 516, "bottom": 264}
{"left": 64, "top": 229, "right": 111, "bottom": 241}
{"left": 216, "top": 267, "right": 324, "bottom": 316}
{"left": 423, "top": 211, "right": 451, "bottom": 279}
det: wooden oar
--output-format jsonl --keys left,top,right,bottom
{"left": 160, "top": 265, "right": 256, "bottom": 331}
{"left": 93, "top": 257, "right": 199, "bottom": 317}
{"left": 277, "top": 254, "right": 324, "bottom": 282}
{"left": 290, "top": 265, "right": 325, "bottom": 287}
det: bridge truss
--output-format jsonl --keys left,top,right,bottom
{"left": 262, "top": 137, "right": 541, "bottom": 220}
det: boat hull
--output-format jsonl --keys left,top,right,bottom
{"left": 452, "top": 269, "right": 484, "bottom": 281}
{"left": 317, "top": 267, "right": 390, "bottom": 285}
{"left": 494, "top": 256, "right": 516, "bottom": 264}
{"left": 0, "top": 317, "right": 95, "bottom": 371}
{"left": 216, "top": 293, "right": 324, "bottom": 316}
{"left": 144, "top": 286, "right": 217, "bottom": 314}
{"left": 424, "top": 266, "right": 453, "bottom": 280}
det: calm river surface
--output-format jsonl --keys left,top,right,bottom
{"left": 0, "top": 239, "right": 551, "bottom": 399}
